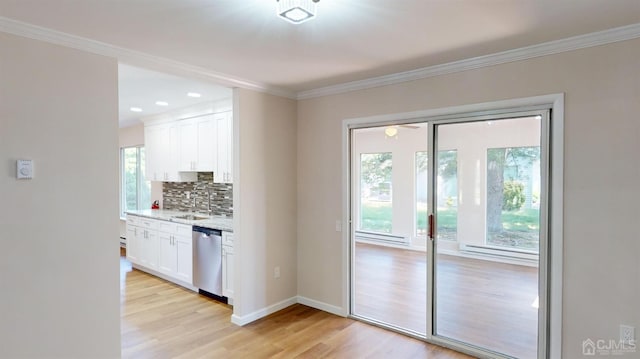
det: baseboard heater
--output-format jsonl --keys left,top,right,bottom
{"left": 355, "top": 230, "right": 409, "bottom": 245}
{"left": 458, "top": 243, "right": 538, "bottom": 261}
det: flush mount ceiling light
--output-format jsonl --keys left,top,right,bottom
{"left": 155, "top": 101, "right": 168, "bottom": 106}
{"left": 277, "top": 0, "right": 319, "bottom": 24}
{"left": 384, "top": 126, "right": 398, "bottom": 138}
{"left": 130, "top": 107, "right": 142, "bottom": 112}
{"left": 187, "top": 92, "right": 201, "bottom": 98}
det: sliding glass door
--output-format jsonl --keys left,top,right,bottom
{"left": 351, "top": 125, "right": 428, "bottom": 335}
{"left": 432, "top": 114, "right": 547, "bottom": 358}
{"left": 349, "top": 109, "right": 550, "bottom": 358}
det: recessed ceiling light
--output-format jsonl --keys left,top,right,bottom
{"left": 187, "top": 92, "right": 201, "bottom": 98}
{"left": 155, "top": 101, "right": 169, "bottom": 106}
{"left": 130, "top": 107, "right": 142, "bottom": 112}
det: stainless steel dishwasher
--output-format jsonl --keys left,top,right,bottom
{"left": 192, "top": 226, "right": 225, "bottom": 301}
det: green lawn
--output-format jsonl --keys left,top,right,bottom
{"left": 361, "top": 202, "right": 539, "bottom": 238}
{"left": 499, "top": 208, "right": 540, "bottom": 232}
{"left": 360, "top": 201, "right": 393, "bottom": 233}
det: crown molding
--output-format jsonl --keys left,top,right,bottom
{"left": 3, "top": 16, "right": 640, "bottom": 102}
{"left": 0, "top": 16, "right": 297, "bottom": 99}
{"left": 297, "top": 22, "right": 640, "bottom": 100}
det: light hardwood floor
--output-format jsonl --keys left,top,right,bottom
{"left": 354, "top": 242, "right": 538, "bottom": 359}
{"left": 120, "top": 254, "right": 472, "bottom": 359}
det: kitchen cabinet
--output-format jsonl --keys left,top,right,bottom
{"left": 179, "top": 114, "right": 215, "bottom": 172}
{"left": 137, "top": 218, "right": 159, "bottom": 270}
{"left": 126, "top": 221, "right": 141, "bottom": 264}
{"left": 221, "top": 231, "right": 234, "bottom": 301}
{"left": 158, "top": 221, "right": 193, "bottom": 284}
{"left": 214, "top": 112, "right": 233, "bottom": 183}
{"left": 145, "top": 123, "right": 196, "bottom": 182}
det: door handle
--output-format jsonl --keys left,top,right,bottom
{"left": 428, "top": 214, "right": 434, "bottom": 240}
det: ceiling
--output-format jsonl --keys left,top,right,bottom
{"left": 1, "top": 1, "right": 640, "bottom": 93}
{"left": 118, "top": 64, "right": 231, "bottom": 127}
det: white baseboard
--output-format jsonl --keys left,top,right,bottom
{"left": 297, "top": 296, "right": 346, "bottom": 317}
{"left": 438, "top": 248, "right": 538, "bottom": 267}
{"left": 231, "top": 296, "right": 298, "bottom": 326}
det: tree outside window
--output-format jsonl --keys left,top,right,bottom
{"left": 359, "top": 152, "right": 393, "bottom": 233}
{"left": 416, "top": 150, "right": 458, "bottom": 240}
{"left": 486, "top": 146, "right": 540, "bottom": 251}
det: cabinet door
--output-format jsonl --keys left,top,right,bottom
{"left": 139, "top": 229, "right": 159, "bottom": 270}
{"left": 215, "top": 112, "right": 233, "bottom": 183}
{"left": 126, "top": 226, "right": 140, "bottom": 264}
{"left": 175, "top": 234, "right": 193, "bottom": 284}
{"left": 144, "top": 124, "right": 168, "bottom": 181}
{"left": 226, "top": 112, "right": 233, "bottom": 183}
{"left": 158, "top": 231, "right": 176, "bottom": 276}
{"left": 196, "top": 115, "right": 216, "bottom": 171}
{"left": 179, "top": 119, "right": 198, "bottom": 171}
{"left": 222, "top": 244, "right": 234, "bottom": 299}
{"left": 165, "top": 123, "right": 181, "bottom": 181}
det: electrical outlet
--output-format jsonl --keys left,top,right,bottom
{"left": 620, "top": 325, "right": 635, "bottom": 343}
{"left": 335, "top": 220, "right": 342, "bottom": 232}
{"left": 274, "top": 266, "right": 280, "bottom": 279}
{"left": 185, "top": 191, "right": 191, "bottom": 199}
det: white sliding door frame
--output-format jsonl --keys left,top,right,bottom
{"left": 341, "top": 93, "right": 564, "bottom": 358}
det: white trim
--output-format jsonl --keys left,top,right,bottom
{"left": 342, "top": 94, "right": 564, "bottom": 358}
{"left": 230, "top": 296, "right": 298, "bottom": 326}
{"left": 0, "top": 16, "right": 296, "bottom": 99}
{"left": 341, "top": 116, "right": 351, "bottom": 322}
{"left": 549, "top": 94, "right": 564, "bottom": 359}
{"left": 297, "top": 296, "right": 346, "bottom": 317}
{"left": 298, "top": 23, "right": 640, "bottom": 100}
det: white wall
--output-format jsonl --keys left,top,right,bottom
{"left": 119, "top": 123, "right": 144, "bottom": 148}
{"left": 0, "top": 33, "right": 121, "bottom": 358}
{"left": 232, "top": 88, "right": 298, "bottom": 322}
{"left": 297, "top": 38, "right": 640, "bottom": 357}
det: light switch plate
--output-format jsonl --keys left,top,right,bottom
{"left": 17, "top": 160, "right": 33, "bottom": 179}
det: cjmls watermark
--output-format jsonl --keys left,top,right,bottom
{"left": 582, "top": 338, "right": 637, "bottom": 356}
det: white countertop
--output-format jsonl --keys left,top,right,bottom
{"left": 126, "top": 209, "right": 233, "bottom": 232}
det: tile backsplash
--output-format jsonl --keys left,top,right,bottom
{"left": 162, "top": 173, "right": 233, "bottom": 217}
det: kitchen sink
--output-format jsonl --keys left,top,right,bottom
{"left": 172, "top": 214, "right": 209, "bottom": 221}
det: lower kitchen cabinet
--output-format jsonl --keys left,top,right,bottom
{"left": 158, "top": 222, "right": 193, "bottom": 284}
{"left": 222, "top": 232, "right": 234, "bottom": 301}
{"left": 126, "top": 214, "right": 232, "bottom": 296}
{"left": 126, "top": 216, "right": 159, "bottom": 270}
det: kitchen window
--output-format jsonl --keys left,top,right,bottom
{"left": 120, "top": 146, "right": 151, "bottom": 218}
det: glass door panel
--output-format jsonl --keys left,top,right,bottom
{"left": 433, "top": 116, "right": 542, "bottom": 358}
{"left": 351, "top": 125, "right": 427, "bottom": 335}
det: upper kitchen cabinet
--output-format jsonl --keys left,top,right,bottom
{"left": 145, "top": 122, "right": 197, "bottom": 182}
{"left": 214, "top": 111, "right": 233, "bottom": 183}
{"left": 142, "top": 100, "right": 233, "bottom": 183}
{"left": 178, "top": 114, "right": 216, "bottom": 172}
